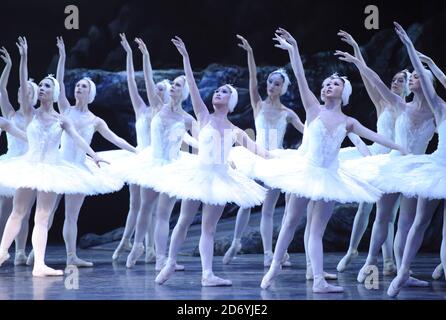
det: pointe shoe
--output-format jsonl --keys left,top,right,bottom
{"left": 112, "top": 239, "right": 133, "bottom": 261}
{"left": 155, "top": 255, "right": 185, "bottom": 271}
{"left": 126, "top": 243, "right": 144, "bottom": 268}
{"left": 383, "top": 260, "right": 397, "bottom": 276}
{"left": 263, "top": 252, "right": 274, "bottom": 267}
{"left": 26, "top": 250, "right": 34, "bottom": 266}
{"left": 0, "top": 250, "right": 10, "bottom": 267}
{"left": 404, "top": 276, "right": 429, "bottom": 287}
{"left": 432, "top": 264, "right": 444, "bottom": 280}
{"left": 222, "top": 240, "right": 242, "bottom": 265}
{"left": 155, "top": 262, "right": 176, "bottom": 285}
{"left": 14, "top": 251, "right": 28, "bottom": 266}
{"left": 32, "top": 265, "right": 64, "bottom": 277}
{"left": 336, "top": 249, "right": 358, "bottom": 273}
{"left": 306, "top": 267, "right": 338, "bottom": 281}
{"left": 66, "top": 255, "right": 94, "bottom": 268}
{"left": 387, "top": 272, "right": 410, "bottom": 298}
{"left": 312, "top": 276, "right": 344, "bottom": 293}
{"left": 260, "top": 262, "right": 281, "bottom": 290}
{"left": 145, "top": 248, "right": 156, "bottom": 264}
{"left": 201, "top": 274, "right": 232, "bottom": 287}
{"left": 281, "top": 252, "right": 292, "bottom": 267}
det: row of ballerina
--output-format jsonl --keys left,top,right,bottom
{"left": 0, "top": 22, "right": 444, "bottom": 297}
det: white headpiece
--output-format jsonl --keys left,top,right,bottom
{"left": 330, "top": 73, "right": 352, "bottom": 106}
{"left": 157, "top": 79, "right": 171, "bottom": 104}
{"left": 27, "top": 79, "right": 38, "bottom": 106}
{"left": 44, "top": 74, "right": 60, "bottom": 102}
{"left": 226, "top": 84, "right": 238, "bottom": 112}
{"left": 82, "top": 77, "right": 96, "bottom": 104}
{"left": 178, "top": 75, "right": 190, "bottom": 102}
{"left": 269, "top": 68, "right": 290, "bottom": 95}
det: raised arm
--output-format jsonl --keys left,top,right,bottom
{"left": 417, "top": 50, "right": 446, "bottom": 90}
{"left": 274, "top": 28, "right": 320, "bottom": 113}
{"left": 338, "top": 30, "right": 386, "bottom": 114}
{"left": 134, "top": 38, "right": 163, "bottom": 110}
{"left": 394, "top": 22, "right": 445, "bottom": 119}
{"left": 56, "top": 37, "right": 70, "bottom": 113}
{"left": 286, "top": 108, "right": 304, "bottom": 133}
{"left": 335, "top": 50, "right": 404, "bottom": 112}
{"left": 347, "top": 132, "right": 372, "bottom": 157}
{"left": 95, "top": 117, "right": 137, "bottom": 153}
{"left": 61, "top": 117, "right": 108, "bottom": 167}
{"left": 236, "top": 35, "right": 261, "bottom": 113}
{"left": 0, "top": 47, "right": 15, "bottom": 118}
{"left": 16, "top": 37, "right": 33, "bottom": 116}
{"left": 120, "top": 33, "right": 146, "bottom": 118}
{"left": 171, "top": 36, "right": 209, "bottom": 123}
{"left": 347, "top": 117, "right": 407, "bottom": 155}
{"left": 0, "top": 116, "right": 27, "bottom": 141}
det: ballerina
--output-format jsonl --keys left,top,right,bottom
{"left": 223, "top": 34, "right": 304, "bottom": 268}
{"left": 335, "top": 37, "right": 437, "bottom": 286}
{"left": 335, "top": 30, "right": 412, "bottom": 275}
{"left": 154, "top": 36, "right": 269, "bottom": 287}
{"left": 0, "top": 45, "right": 38, "bottom": 266}
{"left": 121, "top": 37, "right": 197, "bottom": 269}
{"left": 259, "top": 28, "right": 406, "bottom": 293}
{"left": 27, "top": 36, "right": 136, "bottom": 268}
{"left": 384, "top": 22, "right": 446, "bottom": 297}
{"left": 0, "top": 37, "right": 108, "bottom": 277}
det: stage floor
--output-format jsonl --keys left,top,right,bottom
{"left": 0, "top": 246, "right": 445, "bottom": 300}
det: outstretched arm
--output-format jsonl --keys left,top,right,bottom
{"left": 236, "top": 35, "right": 261, "bottom": 113}
{"left": 274, "top": 28, "right": 320, "bottom": 113}
{"left": 134, "top": 37, "right": 163, "bottom": 110}
{"left": 335, "top": 50, "right": 404, "bottom": 112}
{"left": 171, "top": 36, "right": 209, "bottom": 123}
{"left": 348, "top": 117, "right": 407, "bottom": 154}
{"left": 338, "top": 30, "right": 386, "bottom": 114}
{"left": 95, "top": 117, "right": 137, "bottom": 153}
{"left": 120, "top": 33, "right": 146, "bottom": 118}
{"left": 0, "top": 47, "right": 15, "bottom": 118}
{"left": 16, "top": 37, "right": 33, "bottom": 116}
{"left": 286, "top": 109, "right": 304, "bottom": 133}
{"left": 234, "top": 126, "right": 270, "bottom": 159}
{"left": 347, "top": 132, "right": 372, "bottom": 157}
{"left": 56, "top": 37, "right": 70, "bottom": 113}
{"left": 394, "top": 22, "right": 445, "bottom": 119}
{"left": 61, "top": 117, "right": 109, "bottom": 167}
{"left": 417, "top": 50, "right": 446, "bottom": 90}
{"left": 0, "top": 117, "right": 27, "bottom": 141}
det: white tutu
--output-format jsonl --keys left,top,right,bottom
{"left": 145, "top": 155, "right": 267, "bottom": 208}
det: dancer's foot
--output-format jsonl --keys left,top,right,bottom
{"left": 432, "top": 264, "right": 444, "bottom": 280}
{"left": 281, "top": 252, "right": 292, "bottom": 267}
{"left": 222, "top": 240, "right": 241, "bottom": 265}
{"left": 155, "top": 255, "right": 185, "bottom": 271}
{"left": 32, "top": 265, "right": 64, "bottom": 277}
{"left": 336, "top": 249, "right": 358, "bottom": 272}
{"left": 306, "top": 266, "right": 338, "bottom": 280}
{"left": 67, "top": 254, "right": 93, "bottom": 268}
{"left": 263, "top": 251, "right": 274, "bottom": 267}
{"left": 145, "top": 247, "right": 156, "bottom": 264}
{"left": 260, "top": 261, "right": 281, "bottom": 290}
{"left": 112, "top": 238, "right": 133, "bottom": 261}
{"left": 126, "top": 243, "right": 144, "bottom": 268}
{"left": 14, "top": 250, "right": 28, "bottom": 266}
{"left": 155, "top": 260, "right": 176, "bottom": 285}
{"left": 387, "top": 271, "right": 410, "bottom": 297}
{"left": 404, "top": 276, "right": 429, "bottom": 287}
{"left": 201, "top": 273, "right": 232, "bottom": 287}
{"left": 383, "top": 259, "right": 397, "bottom": 276}
{"left": 26, "top": 250, "right": 34, "bottom": 266}
{"left": 0, "top": 249, "right": 10, "bottom": 267}
{"left": 312, "top": 275, "right": 343, "bottom": 293}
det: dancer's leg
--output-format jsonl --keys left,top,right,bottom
{"left": 32, "top": 191, "right": 62, "bottom": 277}
{"left": 112, "top": 184, "right": 141, "bottom": 260}
{"left": 222, "top": 207, "right": 250, "bottom": 264}
{"left": 64, "top": 194, "right": 92, "bottom": 267}
{"left": 261, "top": 188, "right": 281, "bottom": 266}
{"left": 0, "top": 196, "right": 13, "bottom": 243}
{"left": 382, "top": 196, "right": 400, "bottom": 275}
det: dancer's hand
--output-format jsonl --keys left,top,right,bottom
{"left": 337, "top": 30, "right": 358, "bottom": 47}
{"left": 416, "top": 50, "right": 433, "bottom": 65}
{"left": 56, "top": 36, "right": 65, "bottom": 57}
{"left": 229, "top": 160, "right": 237, "bottom": 169}
{"left": 0, "top": 47, "right": 12, "bottom": 65}
{"left": 236, "top": 35, "right": 252, "bottom": 52}
{"left": 171, "top": 36, "right": 189, "bottom": 58}
{"left": 134, "top": 37, "right": 149, "bottom": 56}
{"left": 276, "top": 28, "right": 297, "bottom": 47}
{"left": 398, "top": 146, "right": 410, "bottom": 156}
{"left": 334, "top": 50, "right": 358, "bottom": 64}
{"left": 16, "top": 36, "right": 28, "bottom": 56}
{"left": 273, "top": 33, "right": 293, "bottom": 51}
{"left": 394, "top": 22, "right": 411, "bottom": 45}
{"left": 119, "top": 33, "right": 132, "bottom": 53}
{"left": 92, "top": 155, "right": 110, "bottom": 168}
